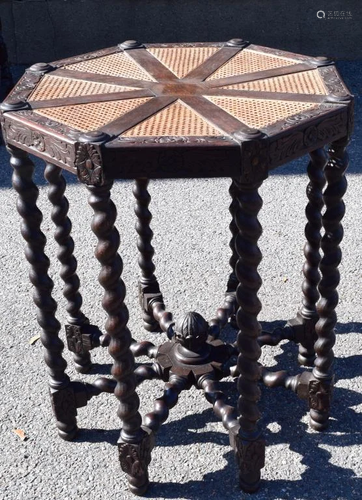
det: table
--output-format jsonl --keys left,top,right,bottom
{"left": 0, "top": 39, "right": 353, "bottom": 495}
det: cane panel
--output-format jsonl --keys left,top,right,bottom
{"left": 206, "top": 96, "right": 319, "bottom": 129}
{"left": 147, "top": 47, "right": 219, "bottom": 78}
{"left": 29, "top": 74, "right": 138, "bottom": 101}
{"left": 5, "top": 41, "right": 341, "bottom": 142}
{"left": 207, "top": 49, "right": 298, "bottom": 80}
{"left": 221, "top": 69, "right": 327, "bottom": 95}
{"left": 123, "top": 99, "right": 223, "bottom": 137}
{"left": 64, "top": 52, "right": 156, "bottom": 81}
{"left": 33, "top": 98, "right": 151, "bottom": 132}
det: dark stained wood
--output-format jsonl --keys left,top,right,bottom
{"left": 263, "top": 102, "right": 346, "bottom": 137}
{"left": 2, "top": 112, "right": 78, "bottom": 174}
{"left": 126, "top": 48, "right": 178, "bottom": 81}
{"left": 317, "top": 65, "right": 352, "bottom": 97}
{"left": 311, "top": 135, "right": 349, "bottom": 430}
{"left": 51, "top": 45, "right": 121, "bottom": 67}
{"left": 144, "top": 375, "right": 189, "bottom": 432}
{"left": 8, "top": 144, "right": 78, "bottom": 440}
{"left": 181, "top": 95, "right": 250, "bottom": 136}
{"left": 0, "top": 40, "right": 354, "bottom": 497}
{"left": 144, "top": 42, "right": 224, "bottom": 49}
{"left": 233, "top": 177, "right": 265, "bottom": 492}
{"left": 2, "top": 41, "right": 352, "bottom": 178}
{"left": 133, "top": 178, "right": 164, "bottom": 332}
{"left": 266, "top": 105, "right": 349, "bottom": 170}
{"left": 207, "top": 63, "right": 315, "bottom": 89}
{"left": 183, "top": 46, "right": 241, "bottom": 81}
{"left": 99, "top": 96, "right": 177, "bottom": 136}
{"left": 87, "top": 180, "right": 151, "bottom": 494}
{"left": 29, "top": 89, "right": 156, "bottom": 109}
{"left": 295, "top": 149, "right": 327, "bottom": 366}
{"left": 103, "top": 140, "right": 242, "bottom": 180}
{"left": 51, "top": 67, "right": 153, "bottom": 89}
{"left": 203, "top": 87, "right": 327, "bottom": 103}
{"left": 247, "top": 44, "right": 314, "bottom": 63}
{"left": 44, "top": 163, "right": 93, "bottom": 373}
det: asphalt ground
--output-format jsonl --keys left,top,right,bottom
{"left": 0, "top": 61, "right": 361, "bottom": 500}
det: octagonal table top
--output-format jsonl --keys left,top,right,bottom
{"left": 0, "top": 39, "right": 353, "bottom": 183}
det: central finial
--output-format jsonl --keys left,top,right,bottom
{"left": 174, "top": 312, "right": 209, "bottom": 352}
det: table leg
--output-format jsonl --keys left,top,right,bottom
{"left": 208, "top": 179, "right": 240, "bottom": 337}
{"left": 233, "top": 178, "right": 265, "bottom": 492}
{"left": 44, "top": 163, "right": 91, "bottom": 373}
{"left": 310, "top": 136, "right": 348, "bottom": 431}
{"left": 133, "top": 178, "right": 163, "bottom": 332}
{"left": 8, "top": 145, "right": 78, "bottom": 440}
{"left": 87, "top": 181, "right": 153, "bottom": 495}
{"left": 297, "top": 148, "right": 327, "bottom": 365}
{"left": 227, "top": 179, "right": 239, "bottom": 294}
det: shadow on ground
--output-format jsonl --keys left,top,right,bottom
{"left": 74, "top": 319, "right": 362, "bottom": 499}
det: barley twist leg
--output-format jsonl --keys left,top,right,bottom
{"left": 310, "top": 137, "right": 348, "bottom": 431}
{"left": 209, "top": 179, "right": 241, "bottom": 337}
{"left": 227, "top": 179, "right": 240, "bottom": 294}
{"left": 45, "top": 163, "right": 91, "bottom": 373}
{"left": 233, "top": 178, "right": 265, "bottom": 492}
{"left": 133, "top": 178, "right": 163, "bottom": 332}
{"left": 9, "top": 146, "right": 77, "bottom": 440}
{"left": 298, "top": 148, "right": 327, "bottom": 365}
{"left": 87, "top": 181, "right": 152, "bottom": 495}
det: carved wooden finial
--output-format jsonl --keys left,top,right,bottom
{"left": 119, "top": 40, "right": 144, "bottom": 50}
{"left": 226, "top": 38, "right": 249, "bottom": 48}
{"left": 174, "top": 312, "right": 209, "bottom": 351}
{"left": 325, "top": 94, "right": 352, "bottom": 103}
{"left": 0, "top": 100, "right": 29, "bottom": 112}
{"left": 312, "top": 56, "right": 334, "bottom": 66}
{"left": 79, "top": 131, "right": 110, "bottom": 144}
{"left": 234, "top": 128, "right": 263, "bottom": 141}
{"left": 28, "top": 62, "right": 54, "bottom": 73}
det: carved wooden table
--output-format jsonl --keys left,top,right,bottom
{"left": 0, "top": 39, "right": 353, "bottom": 495}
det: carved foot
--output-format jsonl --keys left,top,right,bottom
{"left": 50, "top": 385, "right": 78, "bottom": 441}
{"left": 118, "top": 428, "right": 155, "bottom": 496}
{"left": 229, "top": 426, "right": 265, "bottom": 493}
{"left": 294, "top": 371, "right": 334, "bottom": 431}
{"left": 309, "top": 377, "right": 334, "bottom": 431}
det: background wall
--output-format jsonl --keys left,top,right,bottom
{"left": 0, "top": 0, "right": 361, "bottom": 64}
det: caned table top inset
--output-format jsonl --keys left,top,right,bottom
{"left": 0, "top": 39, "right": 353, "bottom": 183}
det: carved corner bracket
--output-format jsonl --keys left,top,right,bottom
{"left": 75, "top": 131, "right": 111, "bottom": 186}
{"left": 75, "top": 142, "right": 105, "bottom": 186}
{"left": 229, "top": 425, "right": 265, "bottom": 492}
{"left": 239, "top": 132, "right": 269, "bottom": 184}
{"left": 50, "top": 385, "right": 78, "bottom": 425}
{"left": 118, "top": 428, "right": 155, "bottom": 494}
